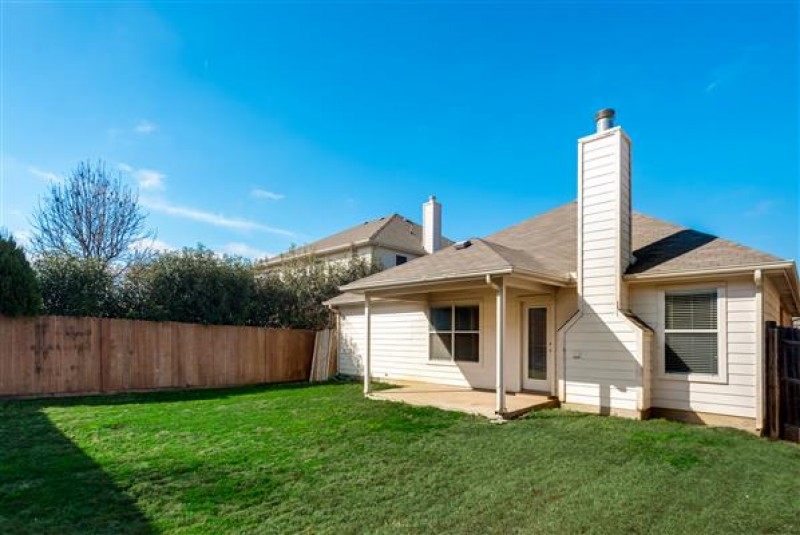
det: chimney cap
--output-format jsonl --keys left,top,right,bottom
{"left": 594, "top": 108, "right": 615, "bottom": 121}
{"left": 428, "top": 194, "right": 437, "bottom": 202}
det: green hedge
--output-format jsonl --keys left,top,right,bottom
{"left": 33, "top": 247, "right": 380, "bottom": 330}
{"left": 118, "top": 247, "right": 254, "bottom": 325}
{"left": 35, "top": 254, "right": 115, "bottom": 317}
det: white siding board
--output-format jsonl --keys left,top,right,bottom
{"left": 630, "top": 278, "right": 758, "bottom": 420}
{"left": 338, "top": 306, "right": 366, "bottom": 376}
{"left": 337, "top": 293, "right": 499, "bottom": 390}
{"left": 565, "top": 128, "right": 644, "bottom": 413}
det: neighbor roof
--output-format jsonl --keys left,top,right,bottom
{"left": 266, "top": 214, "right": 453, "bottom": 264}
{"left": 341, "top": 201, "right": 786, "bottom": 292}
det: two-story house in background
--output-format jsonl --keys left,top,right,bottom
{"left": 264, "top": 196, "right": 453, "bottom": 270}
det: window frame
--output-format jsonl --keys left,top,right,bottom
{"left": 428, "top": 302, "right": 482, "bottom": 364}
{"left": 656, "top": 283, "right": 728, "bottom": 384}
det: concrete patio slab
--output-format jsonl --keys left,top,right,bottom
{"left": 368, "top": 380, "right": 558, "bottom": 420}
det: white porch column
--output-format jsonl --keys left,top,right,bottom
{"left": 495, "top": 279, "right": 506, "bottom": 415}
{"left": 363, "top": 294, "right": 372, "bottom": 395}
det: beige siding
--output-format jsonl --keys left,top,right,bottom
{"left": 763, "top": 276, "right": 787, "bottom": 326}
{"left": 373, "top": 247, "right": 421, "bottom": 269}
{"left": 619, "top": 135, "right": 632, "bottom": 309}
{"left": 338, "top": 305, "right": 366, "bottom": 376}
{"left": 337, "top": 284, "right": 575, "bottom": 393}
{"left": 337, "top": 291, "right": 498, "bottom": 389}
{"left": 564, "top": 313, "right": 641, "bottom": 410}
{"left": 419, "top": 289, "right": 498, "bottom": 389}
{"left": 309, "top": 246, "right": 375, "bottom": 266}
{"left": 307, "top": 245, "right": 420, "bottom": 268}
{"left": 630, "top": 277, "right": 757, "bottom": 419}
{"left": 763, "top": 276, "right": 780, "bottom": 324}
{"left": 565, "top": 128, "right": 643, "bottom": 412}
{"left": 555, "top": 287, "right": 579, "bottom": 328}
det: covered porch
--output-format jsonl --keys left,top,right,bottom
{"left": 369, "top": 380, "right": 558, "bottom": 420}
{"left": 345, "top": 266, "right": 575, "bottom": 418}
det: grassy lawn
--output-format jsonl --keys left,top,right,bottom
{"left": 1, "top": 382, "right": 799, "bottom": 534}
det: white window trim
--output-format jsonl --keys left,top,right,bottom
{"left": 656, "top": 282, "right": 728, "bottom": 384}
{"left": 427, "top": 301, "right": 482, "bottom": 365}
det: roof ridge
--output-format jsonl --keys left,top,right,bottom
{"left": 482, "top": 239, "right": 567, "bottom": 278}
{"left": 470, "top": 238, "right": 515, "bottom": 269}
{"left": 368, "top": 213, "right": 403, "bottom": 242}
{"left": 482, "top": 239, "right": 526, "bottom": 253}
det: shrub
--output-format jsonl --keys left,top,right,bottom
{"left": 253, "top": 254, "right": 381, "bottom": 330}
{"left": 0, "top": 232, "right": 41, "bottom": 316}
{"left": 28, "top": 243, "right": 381, "bottom": 328}
{"left": 35, "top": 254, "right": 115, "bottom": 317}
{"left": 119, "top": 247, "right": 254, "bottom": 325}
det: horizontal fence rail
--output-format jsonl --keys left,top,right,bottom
{"left": 0, "top": 316, "right": 316, "bottom": 399}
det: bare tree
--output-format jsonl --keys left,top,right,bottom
{"left": 30, "top": 159, "right": 154, "bottom": 266}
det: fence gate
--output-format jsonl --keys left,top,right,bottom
{"left": 765, "top": 322, "right": 800, "bottom": 442}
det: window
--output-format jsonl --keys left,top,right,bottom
{"left": 664, "top": 289, "right": 718, "bottom": 375}
{"left": 395, "top": 254, "right": 408, "bottom": 266}
{"left": 429, "top": 305, "right": 480, "bottom": 362}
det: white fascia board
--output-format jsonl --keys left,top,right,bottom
{"left": 624, "top": 262, "right": 796, "bottom": 282}
{"left": 340, "top": 268, "right": 515, "bottom": 293}
{"left": 341, "top": 266, "right": 572, "bottom": 294}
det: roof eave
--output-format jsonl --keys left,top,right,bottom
{"left": 341, "top": 268, "right": 515, "bottom": 293}
{"left": 511, "top": 267, "right": 574, "bottom": 287}
{"left": 624, "top": 261, "right": 797, "bottom": 282}
{"left": 778, "top": 261, "right": 800, "bottom": 315}
{"left": 340, "top": 266, "right": 572, "bottom": 294}
{"left": 264, "top": 239, "right": 373, "bottom": 265}
{"left": 265, "top": 240, "right": 431, "bottom": 266}
{"left": 625, "top": 261, "right": 800, "bottom": 315}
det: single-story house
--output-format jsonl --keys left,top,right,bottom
{"left": 265, "top": 197, "right": 453, "bottom": 269}
{"left": 326, "top": 109, "right": 800, "bottom": 433}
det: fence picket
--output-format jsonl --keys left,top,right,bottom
{"left": 0, "top": 316, "right": 316, "bottom": 398}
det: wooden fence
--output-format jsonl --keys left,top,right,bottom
{"left": 765, "top": 321, "right": 800, "bottom": 442}
{"left": 0, "top": 316, "right": 316, "bottom": 399}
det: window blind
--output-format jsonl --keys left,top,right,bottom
{"left": 664, "top": 290, "right": 718, "bottom": 375}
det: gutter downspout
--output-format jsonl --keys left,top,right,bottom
{"left": 486, "top": 275, "right": 506, "bottom": 416}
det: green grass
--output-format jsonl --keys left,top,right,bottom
{"left": 1, "top": 381, "right": 799, "bottom": 534}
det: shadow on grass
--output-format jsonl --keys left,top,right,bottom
{"left": 4, "top": 379, "right": 339, "bottom": 410}
{"left": 0, "top": 379, "right": 368, "bottom": 534}
{"left": 0, "top": 406, "right": 154, "bottom": 534}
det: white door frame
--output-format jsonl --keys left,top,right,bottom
{"left": 521, "top": 298, "right": 555, "bottom": 394}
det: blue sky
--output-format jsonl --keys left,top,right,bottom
{"left": 2, "top": 2, "right": 798, "bottom": 260}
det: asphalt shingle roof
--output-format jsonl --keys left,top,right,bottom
{"left": 269, "top": 214, "right": 453, "bottom": 262}
{"left": 341, "top": 201, "right": 784, "bottom": 292}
